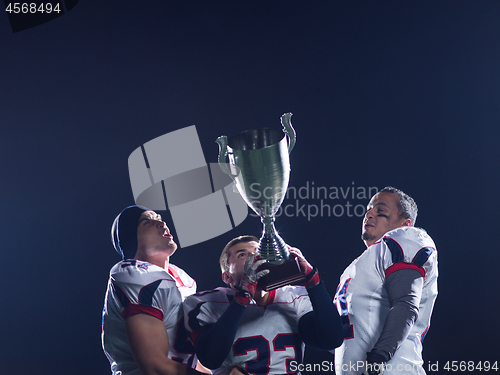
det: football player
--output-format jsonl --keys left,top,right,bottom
{"left": 183, "top": 235, "right": 344, "bottom": 374}
{"left": 333, "top": 187, "right": 438, "bottom": 375}
{"left": 101, "top": 205, "right": 209, "bottom": 375}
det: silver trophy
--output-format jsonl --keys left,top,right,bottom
{"left": 216, "top": 113, "right": 305, "bottom": 290}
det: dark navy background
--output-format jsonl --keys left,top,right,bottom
{"left": 1, "top": 1, "right": 499, "bottom": 374}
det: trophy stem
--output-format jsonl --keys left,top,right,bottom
{"left": 258, "top": 216, "right": 289, "bottom": 265}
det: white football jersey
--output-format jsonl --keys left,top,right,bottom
{"left": 102, "top": 260, "right": 197, "bottom": 375}
{"left": 333, "top": 227, "right": 438, "bottom": 375}
{"left": 183, "top": 285, "right": 313, "bottom": 375}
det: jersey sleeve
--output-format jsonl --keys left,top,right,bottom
{"left": 168, "top": 264, "right": 197, "bottom": 295}
{"left": 110, "top": 261, "right": 179, "bottom": 321}
{"left": 378, "top": 227, "right": 438, "bottom": 279}
{"left": 183, "top": 288, "right": 229, "bottom": 333}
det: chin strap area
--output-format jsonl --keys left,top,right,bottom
{"left": 234, "top": 285, "right": 252, "bottom": 306}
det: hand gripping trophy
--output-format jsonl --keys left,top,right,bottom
{"left": 216, "top": 113, "right": 305, "bottom": 290}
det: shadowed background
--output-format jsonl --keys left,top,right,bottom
{"left": 1, "top": 1, "right": 499, "bottom": 374}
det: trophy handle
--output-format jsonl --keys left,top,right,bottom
{"left": 216, "top": 135, "right": 239, "bottom": 178}
{"left": 280, "top": 113, "right": 296, "bottom": 154}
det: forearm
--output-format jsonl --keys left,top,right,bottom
{"left": 370, "top": 301, "right": 418, "bottom": 361}
{"left": 298, "top": 282, "right": 344, "bottom": 350}
{"left": 194, "top": 299, "right": 246, "bottom": 369}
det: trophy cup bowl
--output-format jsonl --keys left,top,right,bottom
{"left": 216, "top": 113, "right": 305, "bottom": 291}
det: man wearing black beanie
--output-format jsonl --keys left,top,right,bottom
{"left": 101, "top": 205, "right": 210, "bottom": 375}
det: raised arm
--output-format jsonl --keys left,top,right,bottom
{"left": 190, "top": 298, "right": 247, "bottom": 369}
{"left": 289, "top": 247, "right": 344, "bottom": 350}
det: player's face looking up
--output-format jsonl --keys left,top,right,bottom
{"left": 361, "top": 192, "right": 411, "bottom": 247}
{"left": 223, "top": 241, "right": 259, "bottom": 288}
{"left": 136, "top": 210, "right": 177, "bottom": 254}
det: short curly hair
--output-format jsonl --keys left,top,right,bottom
{"left": 380, "top": 186, "right": 418, "bottom": 226}
{"left": 219, "top": 235, "right": 259, "bottom": 273}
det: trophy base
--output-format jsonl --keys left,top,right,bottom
{"left": 257, "top": 254, "right": 306, "bottom": 291}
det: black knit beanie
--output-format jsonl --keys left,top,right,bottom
{"left": 111, "top": 205, "right": 149, "bottom": 260}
